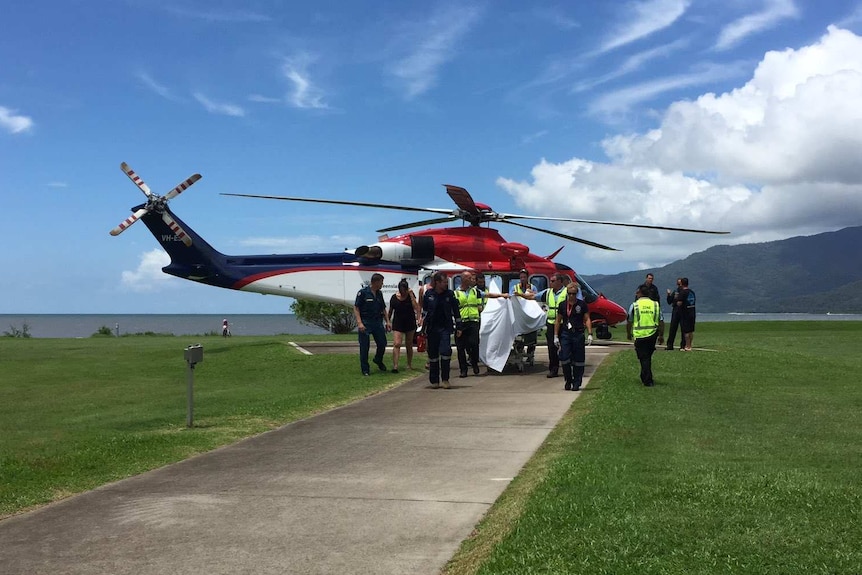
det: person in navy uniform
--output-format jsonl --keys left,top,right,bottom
{"left": 519, "top": 273, "right": 567, "bottom": 378}
{"left": 554, "top": 284, "right": 593, "bottom": 391}
{"left": 353, "top": 273, "right": 391, "bottom": 376}
{"left": 421, "top": 271, "right": 462, "bottom": 389}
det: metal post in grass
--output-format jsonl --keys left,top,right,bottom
{"left": 183, "top": 344, "right": 204, "bottom": 427}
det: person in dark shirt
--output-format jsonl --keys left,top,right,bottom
{"left": 554, "top": 284, "right": 593, "bottom": 391}
{"left": 665, "top": 277, "right": 683, "bottom": 350}
{"left": 388, "top": 279, "right": 420, "bottom": 372}
{"left": 641, "top": 273, "right": 660, "bottom": 303}
{"left": 421, "top": 272, "right": 462, "bottom": 389}
{"left": 678, "top": 277, "right": 696, "bottom": 351}
{"left": 353, "top": 273, "right": 391, "bottom": 375}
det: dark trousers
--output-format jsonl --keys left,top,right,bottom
{"left": 666, "top": 308, "right": 680, "bottom": 349}
{"left": 427, "top": 328, "right": 453, "bottom": 384}
{"left": 634, "top": 333, "right": 659, "bottom": 385}
{"left": 358, "top": 321, "right": 386, "bottom": 374}
{"left": 544, "top": 324, "right": 559, "bottom": 374}
{"left": 559, "top": 330, "right": 586, "bottom": 389}
{"left": 456, "top": 321, "right": 480, "bottom": 374}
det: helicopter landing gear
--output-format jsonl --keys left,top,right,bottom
{"left": 595, "top": 323, "right": 612, "bottom": 340}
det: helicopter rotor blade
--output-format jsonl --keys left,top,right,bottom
{"left": 120, "top": 162, "right": 152, "bottom": 197}
{"left": 444, "top": 184, "right": 480, "bottom": 216}
{"left": 163, "top": 173, "right": 202, "bottom": 201}
{"left": 221, "top": 193, "right": 453, "bottom": 216}
{"left": 502, "top": 220, "right": 619, "bottom": 251}
{"left": 376, "top": 216, "right": 459, "bottom": 234}
{"left": 498, "top": 213, "right": 729, "bottom": 235}
{"left": 162, "top": 212, "right": 193, "bottom": 246}
{"left": 110, "top": 207, "right": 148, "bottom": 236}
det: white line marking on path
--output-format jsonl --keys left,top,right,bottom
{"left": 289, "top": 342, "right": 313, "bottom": 355}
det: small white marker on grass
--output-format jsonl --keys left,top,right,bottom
{"left": 288, "top": 342, "right": 313, "bottom": 355}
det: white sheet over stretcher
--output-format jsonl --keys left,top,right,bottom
{"left": 478, "top": 278, "right": 546, "bottom": 372}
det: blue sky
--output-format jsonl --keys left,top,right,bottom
{"left": 3, "top": 0, "right": 862, "bottom": 314}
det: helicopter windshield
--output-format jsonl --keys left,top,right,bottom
{"left": 576, "top": 276, "right": 600, "bottom": 304}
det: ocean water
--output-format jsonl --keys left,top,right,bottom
{"left": 0, "top": 314, "right": 329, "bottom": 339}
{"left": 1, "top": 313, "right": 859, "bottom": 339}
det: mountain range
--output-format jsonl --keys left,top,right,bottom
{"left": 582, "top": 226, "right": 862, "bottom": 314}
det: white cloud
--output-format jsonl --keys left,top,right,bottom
{"left": 193, "top": 93, "right": 246, "bottom": 117}
{"left": 574, "top": 38, "right": 690, "bottom": 93}
{"left": 715, "top": 0, "right": 800, "bottom": 51}
{"left": 836, "top": 3, "right": 862, "bottom": 28}
{"left": 597, "top": 0, "right": 690, "bottom": 54}
{"left": 588, "top": 62, "right": 747, "bottom": 118}
{"left": 0, "top": 106, "right": 33, "bottom": 134}
{"left": 121, "top": 249, "right": 177, "bottom": 292}
{"left": 248, "top": 94, "right": 282, "bottom": 104}
{"left": 522, "top": 130, "right": 550, "bottom": 144}
{"left": 617, "top": 26, "right": 862, "bottom": 184}
{"left": 532, "top": 7, "right": 580, "bottom": 30}
{"left": 282, "top": 53, "right": 329, "bottom": 109}
{"left": 498, "top": 26, "right": 862, "bottom": 267}
{"left": 388, "top": 5, "right": 482, "bottom": 99}
{"left": 136, "top": 72, "right": 177, "bottom": 100}
{"left": 166, "top": 7, "right": 271, "bottom": 23}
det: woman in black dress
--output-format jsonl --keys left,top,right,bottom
{"left": 388, "top": 279, "right": 420, "bottom": 372}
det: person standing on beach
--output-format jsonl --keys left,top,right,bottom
{"left": 222, "top": 318, "right": 231, "bottom": 337}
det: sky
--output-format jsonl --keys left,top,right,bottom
{"left": 3, "top": 0, "right": 862, "bottom": 314}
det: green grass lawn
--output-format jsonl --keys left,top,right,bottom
{"left": 3, "top": 324, "right": 861, "bottom": 574}
{"left": 446, "top": 322, "right": 862, "bottom": 575}
{"left": 0, "top": 335, "right": 405, "bottom": 517}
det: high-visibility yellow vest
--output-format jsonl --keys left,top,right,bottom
{"left": 455, "top": 287, "right": 482, "bottom": 321}
{"left": 632, "top": 298, "right": 660, "bottom": 339}
{"left": 545, "top": 288, "right": 565, "bottom": 324}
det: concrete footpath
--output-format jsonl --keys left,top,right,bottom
{"left": 0, "top": 344, "right": 621, "bottom": 575}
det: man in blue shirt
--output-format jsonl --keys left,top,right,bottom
{"left": 353, "top": 273, "right": 391, "bottom": 376}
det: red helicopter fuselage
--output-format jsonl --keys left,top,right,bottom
{"left": 379, "top": 226, "right": 627, "bottom": 333}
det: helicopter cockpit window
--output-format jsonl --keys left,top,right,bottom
{"left": 508, "top": 275, "right": 541, "bottom": 294}
{"left": 531, "top": 275, "right": 548, "bottom": 293}
{"left": 576, "top": 276, "right": 600, "bottom": 304}
{"left": 484, "top": 274, "right": 504, "bottom": 293}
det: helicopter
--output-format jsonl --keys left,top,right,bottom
{"left": 110, "top": 162, "right": 728, "bottom": 339}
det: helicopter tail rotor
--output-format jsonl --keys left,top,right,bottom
{"left": 110, "top": 162, "right": 200, "bottom": 244}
